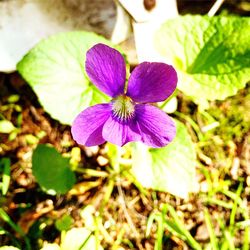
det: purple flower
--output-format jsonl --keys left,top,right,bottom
{"left": 71, "top": 44, "right": 178, "bottom": 148}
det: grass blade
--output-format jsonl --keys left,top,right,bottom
{"left": 204, "top": 208, "right": 219, "bottom": 250}
{"left": 165, "top": 204, "right": 202, "bottom": 250}
{"left": 0, "top": 208, "right": 31, "bottom": 250}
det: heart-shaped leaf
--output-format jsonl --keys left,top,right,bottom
{"left": 17, "top": 32, "right": 112, "bottom": 124}
{"left": 132, "top": 120, "right": 197, "bottom": 198}
{"left": 32, "top": 144, "right": 76, "bottom": 195}
{"left": 155, "top": 15, "right": 250, "bottom": 105}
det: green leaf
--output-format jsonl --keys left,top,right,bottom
{"left": 17, "top": 32, "right": 112, "bottom": 125}
{"left": 132, "top": 120, "right": 197, "bottom": 198}
{"left": 155, "top": 15, "right": 250, "bottom": 104}
{"left": 55, "top": 214, "right": 74, "bottom": 232}
{"left": 0, "top": 158, "right": 11, "bottom": 195}
{"left": 0, "top": 120, "right": 15, "bottom": 133}
{"left": 61, "top": 228, "right": 103, "bottom": 250}
{"left": 25, "top": 134, "right": 39, "bottom": 145}
{"left": 32, "top": 144, "right": 76, "bottom": 195}
{"left": 7, "top": 95, "right": 20, "bottom": 103}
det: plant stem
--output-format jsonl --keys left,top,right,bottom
{"left": 0, "top": 208, "right": 31, "bottom": 250}
{"left": 114, "top": 146, "right": 123, "bottom": 173}
{"left": 208, "top": 0, "right": 225, "bottom": 16}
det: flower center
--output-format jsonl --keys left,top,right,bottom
{"left": 112, "top": 95, "right": 135, "bottom": 121}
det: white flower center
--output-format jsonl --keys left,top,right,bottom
{"left": 112, "top": 95, "right": 135, "bottom": 121}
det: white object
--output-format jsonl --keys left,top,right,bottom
{"left": 119, "top": 0, "right": 178, "bottom": 62}
{"left": 0, "top": 0, "right": 117, "bottom": 72}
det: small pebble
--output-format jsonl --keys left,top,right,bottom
{"left": 85, "top": 145, "right": 99, "bottom": 157}
{"left": 97, "top": 155, "right": 108, "bottom": 166}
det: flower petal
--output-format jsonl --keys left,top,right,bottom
{"left": 86, "top": 44, "right": 126, "bottom": 97}
{"left": 71, "top": 104, "right": 111, "bottom": 146}
{"left": 127, "top": 62, "right": 177, "bottom": 103}
{"left": 102, "top": 117, "right": 141, "bottom": 147}
{"left": 136, "top": 104, "right": 176, "bottom": 148}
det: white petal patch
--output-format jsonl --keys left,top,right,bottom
{"left": 112, "top": 95, "right": 135, "bottom": 121}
